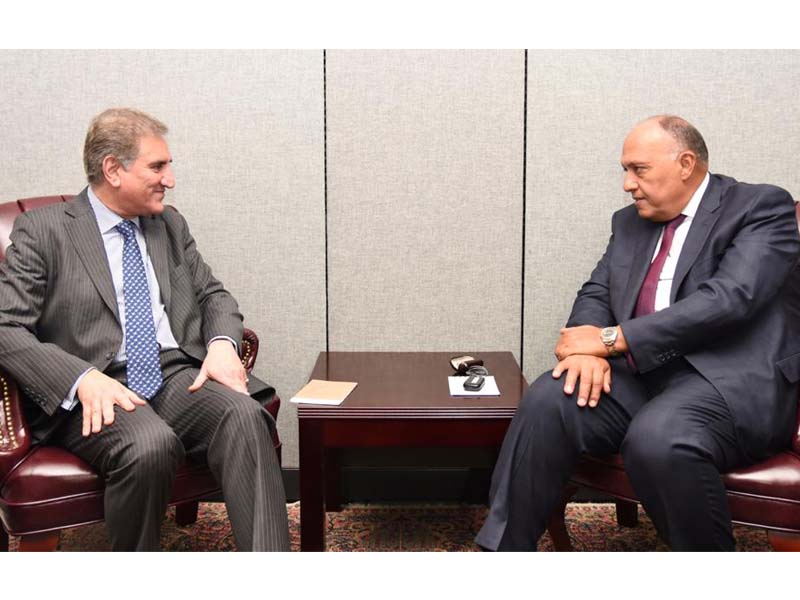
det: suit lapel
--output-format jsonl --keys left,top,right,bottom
{"left": 670, "top": 176, "right": 722, "bottom": 303}
{"left": 64, "top": 191, "right": 119, "bottom": 320}
{"left": 141, "top": 215, "right": 171, "bottom": 313}
{"left": 620, "top": 220, "right": 661, "bottom": 319}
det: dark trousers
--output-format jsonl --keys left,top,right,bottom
{"left": 475, "top": 360, "right": 748, "bottom": 551}
{"left": 52, "top": 350, "right": 289, "bottom": 551}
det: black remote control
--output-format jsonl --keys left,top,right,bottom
{"left": 463, "top": 374, "right": 485, "bottom": 391}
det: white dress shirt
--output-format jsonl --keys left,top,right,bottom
{"left": 651, "top": 172, "right": 710, "bottom": 312}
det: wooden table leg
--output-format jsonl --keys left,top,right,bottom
{"left": 325, "top": 449, "right": 342, "bottom": 512}
{"left": 299, "top": 419, "right": 326, "bottom": 551}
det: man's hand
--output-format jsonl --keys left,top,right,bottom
{"left": 555, "top": 325, "right": 606, "bottom": 360}
{"left": 77, "top": 369, "right": 147, "bottom": 436}
{"left": 188, "top": 339, "right": 248, "bottom": 395}
{"left": 552, "top": 355, "right": 612, "bottom": 408}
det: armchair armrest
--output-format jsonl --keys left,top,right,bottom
{"left": 241, "top": 328, "right": 259, "bottom": 373}
{"left": 0, "top": 369, "right": 31, "bottom": 482}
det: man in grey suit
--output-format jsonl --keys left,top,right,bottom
{"left": 476, "top": 115, "right": 800, "bottom": 550}
{"left": 0, "top": 108, "right": 289, "bottom": 551}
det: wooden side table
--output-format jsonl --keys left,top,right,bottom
{"left": 298, "top": 351, "right": 526, "bottom": 551}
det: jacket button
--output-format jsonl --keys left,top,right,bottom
{"left": 105, "top": 352, "right": 115, "bottom": 360}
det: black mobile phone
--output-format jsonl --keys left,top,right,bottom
{"left": 463, "top": 374, "right": 485, "bottom": 391}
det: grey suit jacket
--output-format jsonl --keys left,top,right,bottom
{"left": 0, "top": 188, "right": 252, "bottom": 427}
{"left": 566, "top": 174, "right": 800, "bottom": 459}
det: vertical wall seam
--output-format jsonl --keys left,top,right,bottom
{"left": 520, "top": 49, "right": 528, "bottom": 372}
{"left": 324, "top": 49, "right": 330, "bottom": 354}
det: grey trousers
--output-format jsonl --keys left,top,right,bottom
{"left": 475, "top": 360, "right": 748, "bottom": 551}
{"left": 53, "top": 350, "right": 289, "bottom": 551}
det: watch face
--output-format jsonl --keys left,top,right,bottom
{"left": 601, "top": 328, "right": 616, "bottom": 344}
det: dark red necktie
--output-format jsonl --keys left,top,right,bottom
{"left": 633, "top": 214, "right": 687, "bottom": 318}
{"left": 626, "top": 213, "right": 687, "bottom": 373}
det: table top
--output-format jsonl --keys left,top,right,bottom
{"left": 298, "top": 351, "right": 527, "bottom": 419}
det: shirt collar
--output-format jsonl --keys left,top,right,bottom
{"left": 87, "top": 186, "right": 142, "bottom": 234}
{"left": 681, "top": 172, "right": 710, "bottom": 220}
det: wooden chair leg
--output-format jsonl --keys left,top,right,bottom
{"left": 175, "top": 501, "right": 200, "bottom": 526}
{"left": 767, "top": 530, "right": 800, "bottom": 551}
{"left": 1, "top": 527, "right": 8, "bottom": 552}
{"left": 18, "top": 531, "right": 59, "bottom": 551}
{"left": 615, "top": 499, "right": 639, "bottom": 528}
{"left": 547, "top": 505, "right": 573, "bottom": 551}
{"left": 547, "top": 484, "right": 579, "bottom": 551}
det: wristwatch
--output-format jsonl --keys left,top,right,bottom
{"left": 600, "top": 326, "right": 620, "bottom": 357}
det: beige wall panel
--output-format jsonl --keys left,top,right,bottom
{"left": 327, "top": 50, "right": 524, "bottom": 357}
{"left": 0, "top": 50, "right": 326, "bottom": 467}
{"left": 524, "top": 50, "right": 800, "bottom": 381}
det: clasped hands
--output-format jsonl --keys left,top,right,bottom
{"left": 77, "top": 339, "right": 247, "bottom": 437}
{"left": 552, "top": 325, "right": 627, "bottom": 409}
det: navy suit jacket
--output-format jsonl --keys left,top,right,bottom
{"left": 567, "top": 173, "right": 800, "bottom": 459}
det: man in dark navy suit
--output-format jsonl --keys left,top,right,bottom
{"left": 477, "top": 115, "right": 800, "bottom": 550}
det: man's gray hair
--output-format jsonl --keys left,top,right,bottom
{"left": 83, "top": 108, "right": 168, "bottom": 184}
{"left": 653, "top": 115, "right": 709, "bottom": 164}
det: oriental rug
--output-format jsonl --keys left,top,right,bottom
{"left": 8, "top": 502, "right": 771, "bottom": 551}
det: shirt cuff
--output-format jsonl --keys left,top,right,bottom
{"left": 208, "top": 336, "right": 238, "bottom": 356}
{"left": 61, "top": 367, "right": 96, "bottom": 411}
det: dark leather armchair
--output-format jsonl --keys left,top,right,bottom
{"left": 0, "top": 195, "right": 281, "bottom": 551}
{"left": 546, "top": 204, "right": 800, "bottom": 552}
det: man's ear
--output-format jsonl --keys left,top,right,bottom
{"left": 102, "top": 155, "right": 124, "bottom": 188}
{"left": 678, "top": 150, "right": 697, "bottom": 181}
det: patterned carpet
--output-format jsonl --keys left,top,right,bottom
{"left": 8, "top": 502, "right": 772, "bottom": 551}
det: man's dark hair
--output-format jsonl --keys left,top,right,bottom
{"left": 654, "top": 115, "right": 709, "bottom": 164}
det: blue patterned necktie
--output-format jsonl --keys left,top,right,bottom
{"left": 116, "top": 220, "right": 162, "bottom": 399}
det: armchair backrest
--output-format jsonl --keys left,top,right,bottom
{"left": 0, "top": 203, "right": 22, "bottom": 261}
{"left": 0, "top": 196, "right": 72, "bottom": 260}
{"left": 17, "top": 195, "right": 73, "bottom": 212}
{"left": 1, "top": 196, "right": 72, "bottom": 472}
{"left": 793, "top": 202, "right": 800, "bottom": 454}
